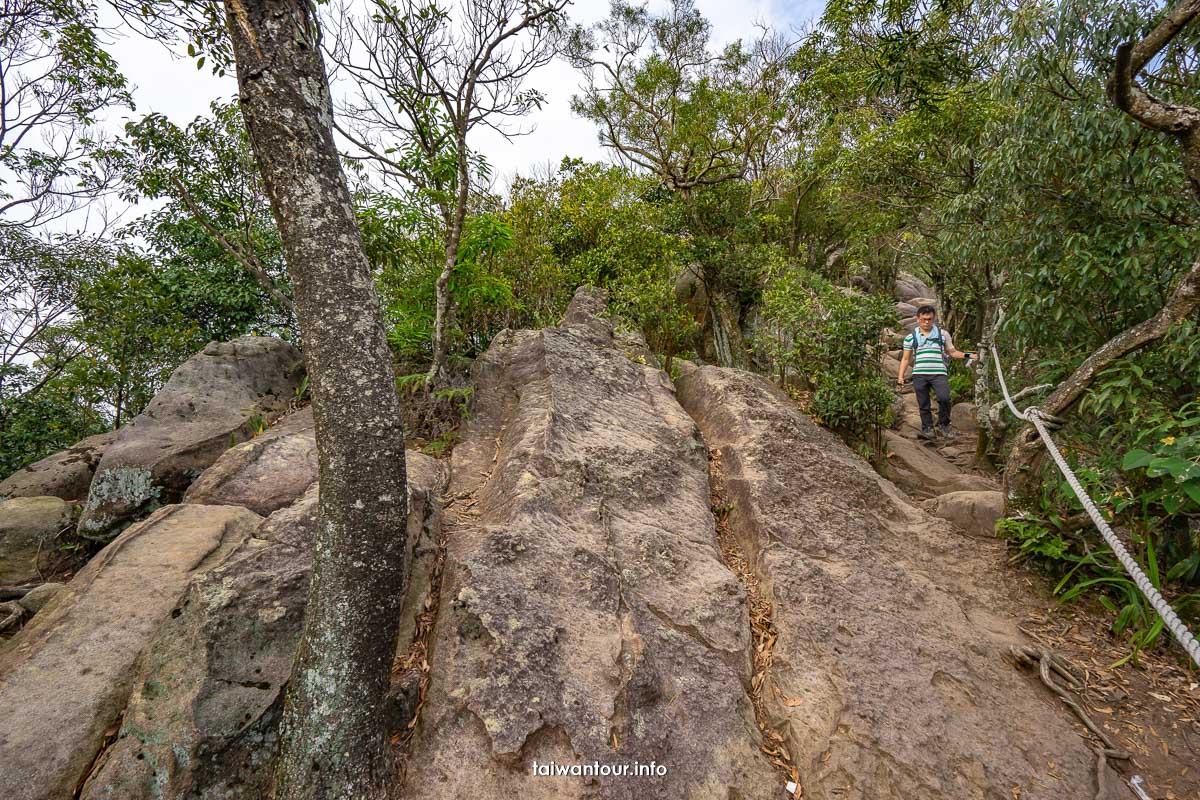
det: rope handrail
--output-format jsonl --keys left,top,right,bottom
{"left": 991, "top": 348, "right": 1200, "bottom": 669}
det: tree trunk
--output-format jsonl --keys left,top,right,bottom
{"left": 973, "top": 295, "right": 1001, "bottom": 461}
{"left": 704, "top": 292, "right": 749, "bottom": 369}
{"left": 223, "top": 3, "right": 410, "bottom": 799}
{"left": 426, "top": 129, "right": 470, "bottom": 388}
{"left": 1005, "top": 258, "right": 1200, "bottom": 502}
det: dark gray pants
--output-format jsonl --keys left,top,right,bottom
{"left": 913, "top": 374, "right": 951, "bottom": 429}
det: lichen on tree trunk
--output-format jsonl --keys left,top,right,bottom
{"left": 704, "top": 292, "right": 750, "bottom": 369}
{"left": 222, "top": 2, "right": 410, "bottom": 799}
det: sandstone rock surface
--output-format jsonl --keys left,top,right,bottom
{"left": 402, "top": 288, "right": 776, "bottom": 800}
{"left": 77, "top": 337, "right": 303, "bottom": 539}
{"left": 676, "top": 365, "right": 1122, "bottom": 799}
{"left": 0, "top": 496, "right": 76, "bottom": 584}
{"left": 183, "top": 406, "right": 317, "bottom": 515}
{"left": 0, "top": 431, "right": 116, "bottom": 501}
{"left": 927, "top": 490, "right": 1005, "bottom": 539}
{"left": 79, "top": 452, "right": 445, "bottom": 800}
{"left": 951, "top": 401, "right": 979, "bottom": 434}
{"left": 882, "top": 430, "right": 995, "bottom": 497}
{"left": 0, "top": 504, "right": 262, "bottom": 800}
{"left": 893, "top": 273, "right": 934, "bottom": 303}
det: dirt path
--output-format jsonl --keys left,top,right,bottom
{"left": 881, "top": 325, "right": 1199, "bottom": 800}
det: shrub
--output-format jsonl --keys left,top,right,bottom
{"left": 758, "top": 265, "right": 896, "bottom": 448}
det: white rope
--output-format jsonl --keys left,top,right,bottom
{"left": 991, "top": 349, "right": 1200, "bottom": 669}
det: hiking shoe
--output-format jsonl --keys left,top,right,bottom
{"left": 939, "top": 424, "right": 954, "bottom": 439}
{"left": 918, "top": 427, "right": 936, "bottom": 441}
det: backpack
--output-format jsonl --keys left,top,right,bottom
{"left": 910, "top": 324, "right": 949, "bottom": 368}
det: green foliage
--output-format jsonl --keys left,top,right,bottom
{"left": 0, "top": 374, "right": 108, "bottom": 480}
{"left": 974, "top": 1, "right": 1199, "bottom": 358}
{"left": 947, "top": 366, "right": 974, "bottom": 405}
{"left": 1054, "top": 531, "right": 1196, "bottom": 667}
{"left": 566, "top": 0, "right": 793, "bottom": 195}
{"left": 369, "top": 192, "right": 520, "bottom": 364}
{"left": 996, "top": 517, "right": 1071, "bottom": 563}
{"left": 68, "top": 255, "right": 200, "bottom": 426}
{"left": 116, "top": 101, "right": 294, "bottom": 340}
{"left": 499, "top": 159, "right": 698, "bottom": 362}
{"left": 1121, "top": 399, "right": 1200, "bottom": 517}
{"left": 1000, "top": 432, "right": 1200, "bottom": 663}
{"left": 758, "top": 265, "right": 896, "bottom": 444}
{"left": 0, "top": 0, "right": 131, "bottom": 227}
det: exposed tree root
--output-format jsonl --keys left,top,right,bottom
{"left": 0, "top": 601, "right": 24, "bottom": 633}
{"left": 708, "top": 448, "right": 802, "bottom": 797}
{"left": 1011, "top": 644, "right": 1130, "bottom": 800}
{"left": 0, "top": 584, "right": 40, "bottom": 600}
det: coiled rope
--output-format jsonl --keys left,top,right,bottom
{"left": 991, "top": 348, "right": 1200, "bottom": 669}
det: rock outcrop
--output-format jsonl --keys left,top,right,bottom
{"left": 0, "top": 504, "right": 263, "bottom": 800}
{"left": 183, "top": 407, "right": 317, "bottom": 515}
{"left": 0, "top": 431, "right": 116, "bottom": 501}
{"left": 893, "top": 272, "right": 934, "bottom": 303}
{"left": 0, "top": 496, "right": 77, "bottom": 584}
{"left": 402, "top": 288, "right": 776, "bottom": 799}
{"left": 77, "top": 337, "right": 303, "bottom": 540}
{"left": 676, "top": 365, "right": 1122, "bottom": 799}
{"left": 77, "top": 451, "right": 445, "bottom": 800}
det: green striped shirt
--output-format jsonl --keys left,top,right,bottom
{"left": 903, "top": 325, "right": 953, "bottom": 376}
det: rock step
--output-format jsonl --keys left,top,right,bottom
{"left": 675, "top": 365, "right": 1123, "bottom": 799}
{"left": 0, "top": 431, "right": 116, "bottom": 502}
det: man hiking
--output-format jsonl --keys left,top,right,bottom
{"left": 897, "top": 305, "right": 976, "bottom": 441}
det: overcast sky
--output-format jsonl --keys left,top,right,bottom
{"left": 85, "top": 0, "right": 823, "bottom": 225}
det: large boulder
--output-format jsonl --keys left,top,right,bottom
{"left": 77, "top": 337, "right": 304, "bottom": 540}
{"left": 401, "top": 287, "right": 776, "bottom": 800}
{"left": 676, "top": 366, "right": 1122, "bottom": 799}
{"left": 0, "top": 496, "right": 76, "bottom": 584}
{"left": 0, "top": 504, "right": 262, "bottom": 800}
{"left": 79, "top": 452, "right": 445, "bottom": 800}
{"left": 881, "top": 352, "right": 901, "bottom": 379}
{"left": 183, "top": 407, "right": 317, "bottom": 516}
{"left": 0, "top": 431, "right": 116, "bottom": 501}
{"left": 893, "top": 272, "right": 934, "bottom": 303}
